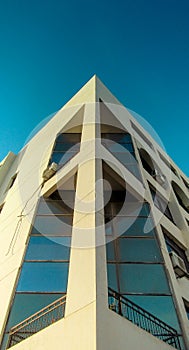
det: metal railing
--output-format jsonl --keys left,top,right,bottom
{"left": 6, "top": 290, "right": 182, "bottom": 349}
{"left": 7, "top": 295, "right": 66, "bottom": 348}
{"left": 108, "top": 288, "right": 182, "bottom": 350}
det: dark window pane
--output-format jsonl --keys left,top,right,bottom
{"left": 51, "top": 152, "right": 65, "bottom": 164}
{"left": 102, "top": 141, "right": 134, "bottom": 153}
{"left": 118, "top": 238, "right": 162, "bottom": 262}
{"left": 105, "top": 200, "right": 144, "bottom": 218}
{"left": 56, "top": 133, "right": 81, "bottom": 143}
{"left": 138, "top": 203, "right": 151, "bottom": 217}
{"left": 123, "top": 143, "right": 134, "bottom": 152}
{"left": 119, "top": 264, "right": 170, "bottom": 294}
{"left": 38, "top": 200, "right": 73, "bottom": 215}
{"left": 31, "top": 215, "right": 72, "bottom": 235}
{"left": 164, "top": 206, "right": 174, "bottom": 222}
{"left": 25, "top": 236, "right": 71, "bottom": 261}
{"left": 113, "top": 202, "right": 150, "bottom": 217}
{"left": 54, "top": 142, "right": 80, "bottom": 152}
{"left": 104, "top": 201, "right": 122, "bottom": 216}
{"left": 107, "top": 264, "right": 118, "bottom": 291}
{"left": 101, "top": 133, "right": 132, "bottom": 144}
{"left": 141, "top": 157, "right": 153, "bottom": 174}
{"left": 49, "top": 190, "right": 75, "bottom": 203}
{"left": 184, "top": 302, "right": 189, "bottom": 320}
{"left": 51, "top": 151, "right": 77, "bottom": 165}
{"left": 17, "top": 262, "right": 69, "bottom": 292}
{"left": 150, "top": 188, "right": 156, "bottom": 200}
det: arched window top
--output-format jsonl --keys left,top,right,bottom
{"left": 139, "top": 148, "right": 155, "bottom": 175}
{"left": 50, "top": 132, "right": 81, "bottom": 169}
{"left": 139, "top": 149, "right": 166, "bottom": 187}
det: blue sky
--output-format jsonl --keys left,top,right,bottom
{"left": 0, "top": 0, "right": 189, "bottom": 175}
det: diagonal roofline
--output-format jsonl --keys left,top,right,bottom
{"left": 64, "top": 74, "right": 122, "bottom": 108}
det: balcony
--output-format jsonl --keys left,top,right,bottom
{"left": 108, "top": 288, "right": 182, "bottom": 350}
{"left": 7, "top": 295, "right": 66, "bottom": 348}
{"left": 6, "top": 290, "right": 182, "bottom": 349}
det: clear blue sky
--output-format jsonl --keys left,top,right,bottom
{"left": 0, "top": 0, "right": 189, "bottom": 175}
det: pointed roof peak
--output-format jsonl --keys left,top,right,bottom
{"left": 64, "top": 75, "right": 121, "bottom": 108}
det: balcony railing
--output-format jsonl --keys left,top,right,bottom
{"left": 6, "top": 290, "right": 182, "bottom": 349}
{"left": 108, "top": 288, "right": 182, "bottom": 350}
{"left": 7, "top": 295, "right": 66, "bottom": 348}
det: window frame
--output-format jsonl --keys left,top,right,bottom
{"left": 149, "top": 185, "right": 175, "bottom": 224}
{"left": 162, "top": 227, "right": 189, "bottom": 273}
{"left": 50, "top": 132, "right": 81, "bottom": 169}
{"left": 183, "top": 299, "right": 189, "bottom": 320}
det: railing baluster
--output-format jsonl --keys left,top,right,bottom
{"left": 7, "top": 290, "right": 182, "bottom": 350}
{"left": 7, "top": 295, "right": 66, "bottom": 349}
{"left": 108, "top": 288, "right": 182, "bottom": 350}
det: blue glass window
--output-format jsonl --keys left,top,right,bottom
{"left": 150, "top": 186, "right": 175, "bottom": 223}
{"left": 118, "top": 238, "right": 162, "bottom": 262}
{"left": 50, "top": 133, "right": 81, "bottom": 168}
{"left": 101, "top": 133, "right": 141, "bottom": 181}
{"left": 1, "top": 294, "right": 63, "bottom": 350}
{"left": 25, "top": 236, "right": 71, "bottom": 261}
{"left": 2, "top": 171, "right": 76, "bottom": 348}
{"left": 119, "top": 264, "right": 169, "bottom": 294}
{"left": 105, "top": 187, "right": 182, "bottom": 345}
{"left": 31, "top": 215, "right": 72, "bottom": 235}
{"left": 128, "top": 295, "right": 180, "bottom": 331}
{"left": 17, "top": 262, "right": 69, "bottom": 292}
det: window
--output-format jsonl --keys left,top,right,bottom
{"left": 158, "top": 152, "right": 179, "bottom": 177}
{"left": 31, "top": 192, "right": 73, "bottom": 236}
{"left": 162, "top": 227, "right": 189, "bottom": 274}
{"left": 50, "top": 133, "right": 81, "bottom": 169}
{"left": 101, "top": 131, "right": 142, "bottom": 181}
{"left": 17, "top": 262, "right": 69, "bottom": 292}
{"left": 104, "top": 180, "right": 182, "bottom": 337}
{"left": 25, "top": 236, "right": 71, "bottom": 261}
{"left": 149, "top": 185, "right": 175, "bottom": 223}
{"left": 183, "top": 300, "right": 189, "bottom": 320}
{"left": 0, "top": 292, "right": 64, "bottom": 350}
{"left": 139, "top": 149, "right": 166, "bottom": 186}
{"left": 2, "top": 183, "right": 76, "bottom": 350}
{"left": 172, "top": 181, "right": 189, "bottom": 214}
{"left": 181, "top": 177, "right": 189, "bottom": 191}
{"left": 139, "top": 151, "right": 153, "bottom": 174}
{"left": 131, "top": 122, "right": 153, "bottom": 149}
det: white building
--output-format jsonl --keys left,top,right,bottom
{"left": 0, "top": 76, "right": 189, "bottom": 350}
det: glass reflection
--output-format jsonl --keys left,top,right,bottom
{"left": 17, "top": 262, "right": 69, "bottom": 292}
